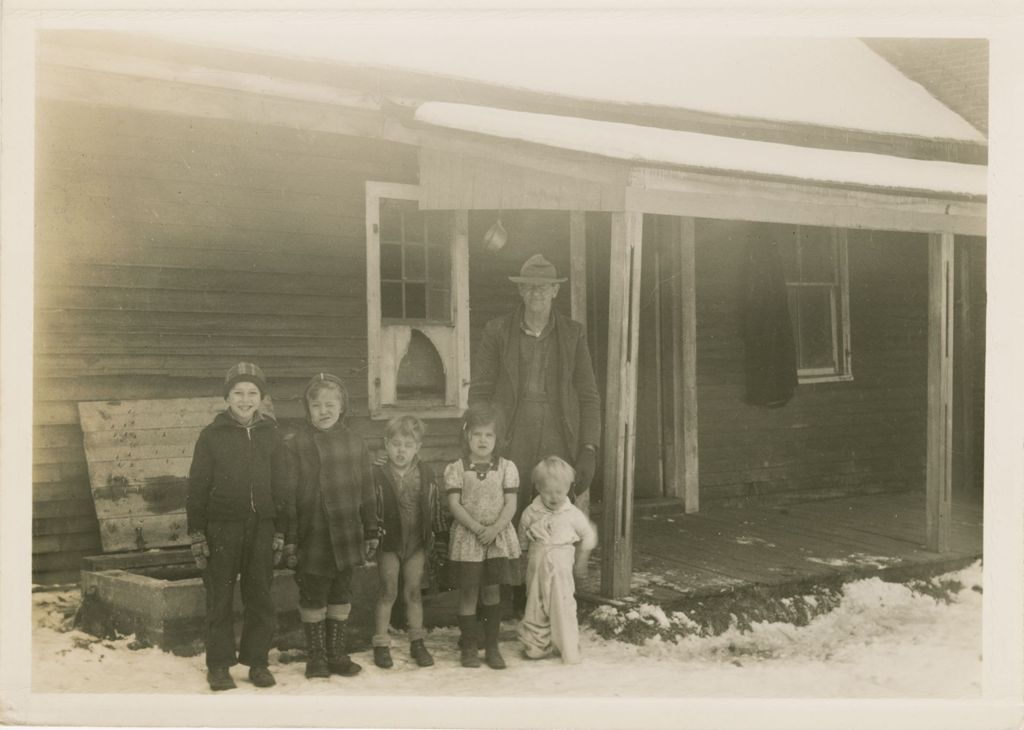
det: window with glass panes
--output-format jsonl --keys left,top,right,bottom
{"left": 777, "top": 224, "right": 852, "bottom": 381}
{"left": 378, "top": 198, "right": 452, "bottom": 323}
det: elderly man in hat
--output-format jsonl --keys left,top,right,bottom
{"left": 468, "top": 254, "right": 601, "bottom": 525}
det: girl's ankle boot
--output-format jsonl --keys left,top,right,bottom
{"left": 457, "top": 615, "right": 481, "bottom": 668}
{"left": 325, "top": 618, "right": 361, "bottom": 676}
{"left": 303, "top": 621, "right": 330, "bottom": 678}
{"left": 481, "top": 604, "right": 506, "bottom": 670}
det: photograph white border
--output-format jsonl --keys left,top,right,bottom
{"left": 3, "top": 2, "right": 1023, "bottom": 728}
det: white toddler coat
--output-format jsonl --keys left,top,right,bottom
{"left": 516, "top": 496, "right": 598, "bottom": 663}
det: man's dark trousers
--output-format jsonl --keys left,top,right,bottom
{"left": 202, "top": 514, "right": 276, "bottom": 668}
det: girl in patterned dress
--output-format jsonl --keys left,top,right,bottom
{"left": 444, "top": 402, "right": 521, "bottom": 669}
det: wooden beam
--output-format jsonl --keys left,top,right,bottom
{"left": 601, "top": 211, "right": 643, "bottom": 598}
{"left": 926, "top": 232, "right": 955, "bottom": 552}
{"left": 37, "top": 64, "right": 416, "bottom": 145}
{"left": 626, "top": 171, "right": 986, "bottom": 236}
{"left": 678, "top": 217, "right": 700, "bottom": 513}
{"left": 569, "top": 211, "right": 588, "bottom": 325}
{"left": 453, "top": 209, "right": 471, "bottom": 411}
{"left": 954, "top": 242, "right": 975, "bottom": 495}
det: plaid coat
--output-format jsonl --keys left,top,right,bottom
{"left": 284, "top": 421, "right": 377, "bottom": 576}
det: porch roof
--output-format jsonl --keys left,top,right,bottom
{"left": 175, "top": 26, "right": 984, "bottom": 143}
{"left": 415, "top": 102, "right": 987, "bottom": 200}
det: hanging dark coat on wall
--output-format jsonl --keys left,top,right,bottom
{"left": 741, "top": 236, "right": 799, "bottom": 407}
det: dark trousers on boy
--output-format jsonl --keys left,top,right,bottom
{"left": 202, "top": 514, "right": 276, "bottom": 669}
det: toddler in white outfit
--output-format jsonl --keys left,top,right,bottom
{"left": 517, "top": 456, "right": 598, "bottom": 664}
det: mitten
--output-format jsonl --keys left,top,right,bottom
{"left": 283, "top": 544, "right": 298, "bottom": 569}
{"left": 272, "top": 533, "right": 285, "bottom": 567}
{"left": 190, "top": 531, "right": 210, "bottom": 570}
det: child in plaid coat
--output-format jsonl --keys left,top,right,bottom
{"left": 283, "top": 373, "right": 378, "bottom": 679}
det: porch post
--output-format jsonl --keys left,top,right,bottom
{"left": 678, "top": 217, "right": 700, "bottom": 513}
{"left": 661, "top": 216, "right": 700, "bottom": 513}
{"left": 601, "top": 211, "right": 643, "bottom": 598}
{"left": 926, "top": 232, "right": 955, "bottom": 552}
{"left": 569, "top": 211, "right": 587, "bottom": 325}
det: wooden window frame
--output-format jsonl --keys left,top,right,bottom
{"left": 786, "top": 228, "right": 853, "bottom": 384}
{"left": 365, "top": 182, "right": 470, "bottom": 420}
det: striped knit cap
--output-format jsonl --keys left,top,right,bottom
{"left": 223, "top": 362, "right": 267, "bottom": 398}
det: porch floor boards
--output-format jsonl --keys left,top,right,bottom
{"left": 580, "top": 490, "right": 982, "bottom": 605}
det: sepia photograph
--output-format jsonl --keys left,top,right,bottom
{"left": 1, "top": 4, "right": 1022, "bottom": 729}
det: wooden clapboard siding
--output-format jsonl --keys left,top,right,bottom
{"left": 693, "top": 221, "right": 932, "bottom": 505}
{"left": 32, "top": 95, "right": 422, "bottom": 582}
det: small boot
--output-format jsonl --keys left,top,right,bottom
{"left": 303, "top": 621, "right": 331, "bottom": 679}
{"left": 325, "top": 619, "right": 362, "bottom": 677}
{"left": 373, "top": 646, "right": 394, "bottom": 669}
{"left": 410, "top": 638, "right": 434, "bottom": 667}
{"left": 457, "top": 615, "right": 481, "bottom": 668}
{"left": 481, "top": 603, "right": 506, "bottom": 670}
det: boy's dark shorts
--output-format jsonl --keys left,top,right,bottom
{"left": 294, "top": 568, "right": 354, "bottom": 608}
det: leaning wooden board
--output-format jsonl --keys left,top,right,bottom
{"left": 78, "top": 397, "right": 274, "bottom": 552}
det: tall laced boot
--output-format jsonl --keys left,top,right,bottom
{"left": 480, "top": 603, "right": 506, "bottom": 670}
{"left": 325, "top": 619, "right": 362, "bottom": 677}
{"left": 457, "top": 615, "right": 481, "bottom": 668}
{"left": 303, "top": 621, "right": 330, "bottom": 679}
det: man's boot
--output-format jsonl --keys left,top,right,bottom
{"left": 303, "top": 621, "right": 330, "bottom": 679}
{"left": 457, "top": 614, "right": 481, "bottom": 668}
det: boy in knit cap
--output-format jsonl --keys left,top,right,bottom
{"left": 282, "top": 373, "right": 379, "bottom": 679}
{"left": 186, "top": 362, "right": 290, "bottom": 691}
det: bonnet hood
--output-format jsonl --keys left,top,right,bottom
{"left": 302, "top": 372, "right": 350, "bottom": 427}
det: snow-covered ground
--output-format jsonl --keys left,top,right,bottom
{"left": 31, "top": 563, "right": 981, "bottom": 698}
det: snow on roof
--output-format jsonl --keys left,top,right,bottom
{"left": 415, "top": 102, "right": 987, "bottom": 198}
{"left": 169, "top": 19, "right": 984, "bottom": 143}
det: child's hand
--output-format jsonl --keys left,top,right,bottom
{"left": 573, "top": 561, "right": 589, "bottom": 581}
{"left": 364, "top": 538, "right": 380, "bottom": 561}
{"left": 283, "top": 544, "right": 298, "bottom": 569}
{"left": 373, "top": 452, "right": 388, "bottom": 468}
{"left": 477, "top": 524, "right": 501, "bottom": 546}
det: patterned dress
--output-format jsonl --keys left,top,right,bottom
{"left": 444, "top": 457, "right": 522, "bottom": 583}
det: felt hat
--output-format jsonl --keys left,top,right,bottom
{"left": 223, "top": 362, "right": 267, "bottom": 398}
{"left": 508, "top": 254, "right": 567, "bottom": 284}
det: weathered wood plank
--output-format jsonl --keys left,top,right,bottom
{"left": 38, "top": 285, "right": 365, "bottom": 318}
{"left": 926, "top": 233, "right": 955, "bottom": 552}
{"left": 96, "top": 513, "right": 190, "bottom": 552}
{"left": 38, "top": 261, "right": 359, "bottom": 297}
{"left": 677, "top": 217, "right": 700, "bottom": 512}
{"left": 601, "top": 211, "right": 643, "bottom": 598}
{"left": 37, "top": 64, "right": 413, "bottom": 150}
{"left": 78, "top": 398, "right": 231, "bottom": 551}
{"left": 32, "top": 497, "right": 97, "bottom": 520}
{"left": 37, "top": 97, "right": 416, "bottom": 168}
{"left": 33, "top": 532, "right": 102, "bottom": 556}
{"left": 569, "top": 211, "right": 587, "bottom": 325}
{"left": 33, "top": 515, "right": 102, "bottom": 537}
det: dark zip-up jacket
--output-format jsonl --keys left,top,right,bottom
{"left": 186, "top": 410, "right": 289, "bottom": 535}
